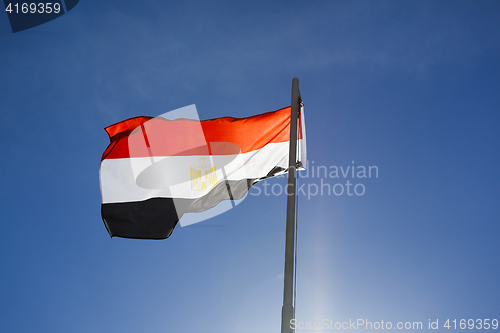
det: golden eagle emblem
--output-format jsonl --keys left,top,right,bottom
{"left": 190, "top": 157, "right": 217, "bottom": 195}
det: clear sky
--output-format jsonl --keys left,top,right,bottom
{"left": 1, "top": 1, "right": 499, "bottom": 332}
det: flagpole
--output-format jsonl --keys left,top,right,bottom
{"left": 281, "top": 78, "right": 300, "bottom": 333}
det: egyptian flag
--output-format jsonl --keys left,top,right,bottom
{"left": 99, "top": 106, "right": 306, "bottom": 239}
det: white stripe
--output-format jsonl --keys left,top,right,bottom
{"left": 100, "top": 141, "right": 302, "bottom": 203}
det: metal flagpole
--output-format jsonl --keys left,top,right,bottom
{"left": 281, "top": 78, "right": 300, "bottom": 333}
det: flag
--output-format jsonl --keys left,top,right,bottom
{"left": 99, "top": 106, "right": 306, "bottom": 239}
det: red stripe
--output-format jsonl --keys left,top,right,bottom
{"left": 104, "top": 116, "right": 152, "bottom": 139}
{"left": 101, "top": 107, "right": 302, "bottom": 160}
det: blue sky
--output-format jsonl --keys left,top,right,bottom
{"left": 1, "top": 1, "right": 499, "bottom": 332}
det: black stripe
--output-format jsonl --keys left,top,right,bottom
{"left": 101, "top": 179, "right": 255, "bottom": 239}
{"left": 102, "top": 197, "right": 180, "bottom": 240}
{"left": 101, "top": 167, "right": 287, "bottom": 240}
